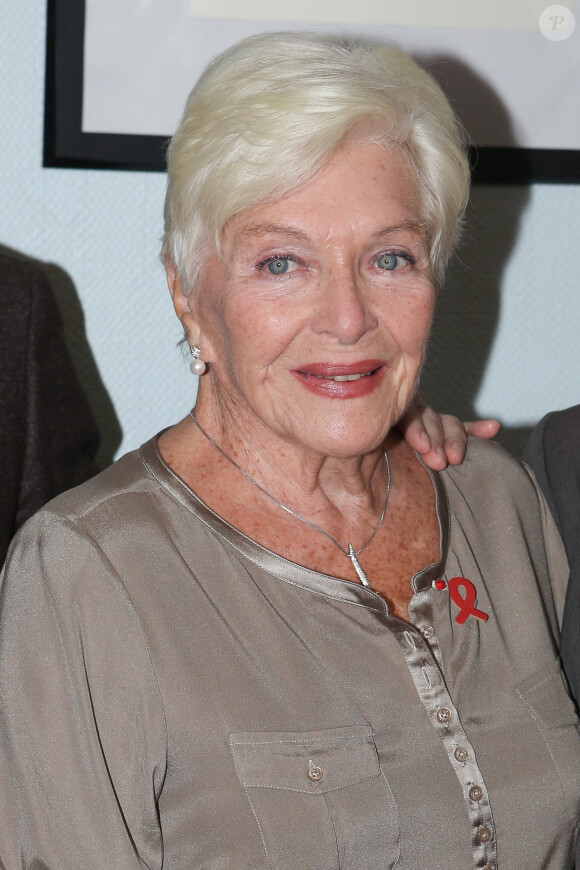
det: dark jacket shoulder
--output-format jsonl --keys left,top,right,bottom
{"left": 0, "top": 254, "right": 99, "bottom": 565}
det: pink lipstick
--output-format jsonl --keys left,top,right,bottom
{"left": 292, "top": 359, "right": 386, "bottom": 399}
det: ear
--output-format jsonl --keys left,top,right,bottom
{"left": 165, "top": 256, "right": 199, "bottom": 344}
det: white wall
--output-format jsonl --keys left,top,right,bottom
{"left": 1, "top": 4, "right": 579, "bottom": 465}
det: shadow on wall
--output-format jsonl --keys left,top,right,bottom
{"left": 0, "top": 244, "right": 121, "bottom": 469}
{"left": 417, "top": 55, "right": 532, "bottom": 458}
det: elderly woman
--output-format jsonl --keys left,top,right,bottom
{"left": 0, "top": 31, "right": 578, "bottom": 870}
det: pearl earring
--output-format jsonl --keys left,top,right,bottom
{"left": 189, "top": 345, "right": 207, "bottom": 376}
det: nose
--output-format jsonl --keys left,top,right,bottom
{"left": 312, "top": 264, "right": 376, "bottom": 345}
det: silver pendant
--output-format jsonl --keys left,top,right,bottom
{"left": 348, "top": 544, "right": 370, "bottom": 587}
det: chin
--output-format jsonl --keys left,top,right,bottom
{"left": 302, "top": 424, "right": 390, "bottom": 459}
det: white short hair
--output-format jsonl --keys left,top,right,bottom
{"left": 162, "top": 31, "right": 470, "bottom": 290}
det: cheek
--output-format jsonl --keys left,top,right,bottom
{"left": 225, "top": 293, "right": 307, "bottom": 366}
{"left": 387, "top": 293, "right": 435, "bottom": 354}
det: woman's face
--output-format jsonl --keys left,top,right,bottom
{"left": 180, "top": 141, "right": 436, "bottom": 458}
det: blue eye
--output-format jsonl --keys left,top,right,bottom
{"left": 376, "top": 253, "right": 404, "bottom": 271}
{"left": 266, "top": 257, "right": 295, "bottom": 275}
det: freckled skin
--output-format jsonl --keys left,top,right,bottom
{"left": 161, "top": 142, "right": 440, "bottom": 620}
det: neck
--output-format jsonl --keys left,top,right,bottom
{"left": 190, "top": 409, "right": 391, "bottom": 569}
{"left": 192, "top": 389, "right": 390, "bottom": 518}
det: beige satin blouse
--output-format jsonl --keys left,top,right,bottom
{"left": 0, "top": 436, "right": 578, "bottom": 869}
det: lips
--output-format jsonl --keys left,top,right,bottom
{"left": 292, "top": 360, "right": 386, "bottom": 398}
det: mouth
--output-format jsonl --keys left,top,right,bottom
{"left": 292, "top": 360, "right": 386, "bottom": 398}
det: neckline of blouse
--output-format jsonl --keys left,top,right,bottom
{"left": 139, "top": 433, "right": 450, "bottom": 613}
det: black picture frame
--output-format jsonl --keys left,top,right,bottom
{"left": 44, "top": 0, "right": 580, "bottom": 183}
{"left": 44, "top": 0, "right": 168, "bottom": 172}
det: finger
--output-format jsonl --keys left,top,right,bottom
{"left": 432, "top": 416, "right": 500, "bottom": 466}
{"left": 406, "top": 410, "right": 451, "bottom": 470}
{"left": 399, "top": 401, "right": 459, "bottom": 469}
{"left": 437, "top": 413, "right": 471, "bottom": 466}
{"left": 399, "top": 410, "right": 434, "bottom": 453}
{"left": 398, "top": 396, "right": 431, "bottom": 451}
{"left": 465, "top": 419, "right": 501, "bottom": 439}
{"left": 418, "top": 407, "right": 452, "bottom": 468}
{"left": 443, "top": 418, "right": 500, "bottom": 466}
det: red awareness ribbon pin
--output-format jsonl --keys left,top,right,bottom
{"left": 447, "top": 577, "right": 489, "bottom": 624}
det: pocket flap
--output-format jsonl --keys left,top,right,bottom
{"left": 230, "top": 725, "right": 380, "bottom": 793}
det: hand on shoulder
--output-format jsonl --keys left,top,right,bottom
{"left": 398, "top": 395, "right": 500, "bottom": 470}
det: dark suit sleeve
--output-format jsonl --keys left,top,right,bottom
{"left": 523, "top": 414, "right": 566, "bottom": 542}
{"left": 525, "top": 408, "right": 580, "bottom": 867}
{"left": 524, "top": 406, "right": 580, "bottom": 564}
{"left": 0, "top": 257, "right": 99, "bottom": 563}
{"left": 524, "top": 406, "right": 580, "bottom": 708}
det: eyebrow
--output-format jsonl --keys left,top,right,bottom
{"left": 232, "top": 224, "right": 310, "bottom": 245}
{"left": 371, "top": 222, "right": 427, "bottom": 242}
{"left": 234, "top": 221, "right": 426, "bottom": 245}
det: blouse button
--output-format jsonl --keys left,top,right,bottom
{"left": 454, "top": 746, "right": 469, "bottom": 762}
{"left": 477, "top": 826, "right": 493, "bottom": 844}
{"left": 436, "top": 707, "right": 452, "bottom": 723}
{"left": 421, "top": 625, "right": 435, "bottom": 639}
{"left": 307, "top": 765, "right": 323, "bottom": 782}
{"left": 469, "top": 785, "right": 484, "bottom": 802}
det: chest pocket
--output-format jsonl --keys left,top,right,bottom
{"left": 229, "top": 725, "right": 400, "bottom": 870}
{"left": 516, "top": 660, "right": 580, "bottom": 826}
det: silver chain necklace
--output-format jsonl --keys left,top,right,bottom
{"left": 189, "top": 411, "right": 390, "bottom": 588}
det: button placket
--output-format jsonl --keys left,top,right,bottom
{"left": 477, "top": 826, "right": 493, "bottom": 845}
{"left": 408, "top": 584, "right": 444, "bottom": 670}
{"left": 398, "top": 469, "right": 497, "bottom": 867}
{"left": 392, "top": 619, "right": 497, "bottom": 870}
{"left": 469, "top": 785, "right": 483, "bottom": 802}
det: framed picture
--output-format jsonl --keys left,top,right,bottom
{"left": 44, "top": 0, "right": 580, "bottom": 182}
